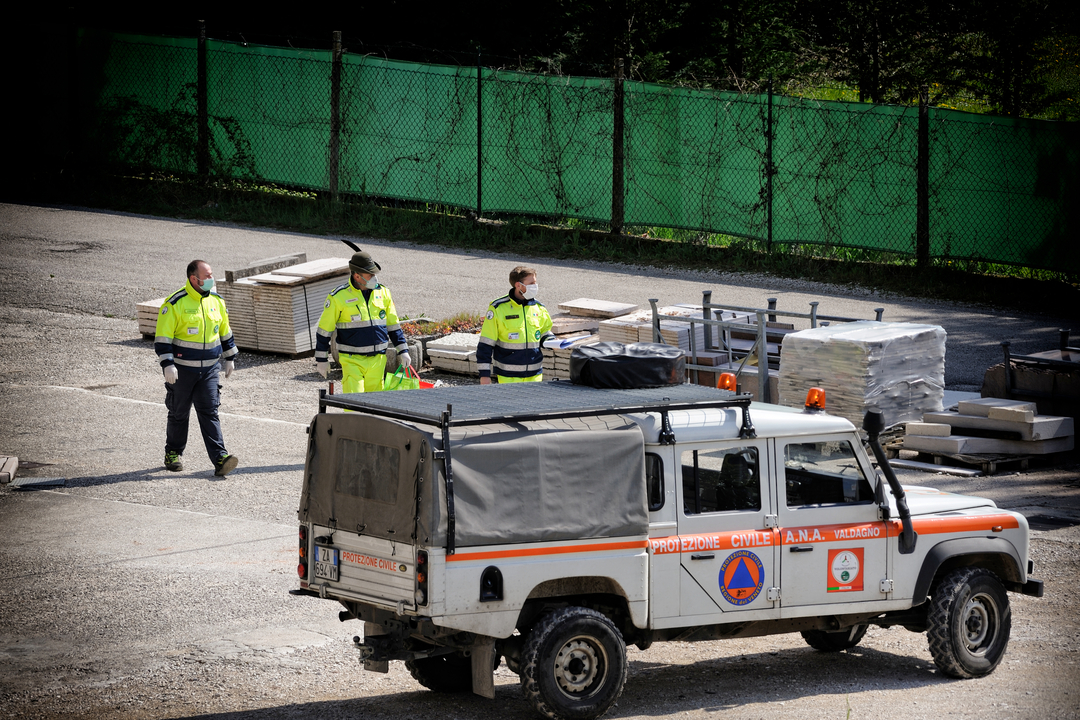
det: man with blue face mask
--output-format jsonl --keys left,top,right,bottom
{"left": 314, "top": 250, "right": 410, "bottom": 394}
{"left": 477, "top": 265, "right": 555, "bottom": 384}
{"left": 155, "top": 259, "right": 239, "bottom": 477}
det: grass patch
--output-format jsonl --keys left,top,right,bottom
{"left": 20, "top": 172, "right": 1080, "bottom": 319}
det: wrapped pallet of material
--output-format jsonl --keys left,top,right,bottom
{"left": 778, "top": 321, "right": 946, "bottom": 428}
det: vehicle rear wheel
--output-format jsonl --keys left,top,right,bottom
{"left": 927, "top": 567, "right": 1011, "bottom": 678}
{"left": 405, "top": 640, "right": 473, "bottom": 693}
{"left": 800, "top": 624, "right": 868, "bottom": 651}
{"left": 521, "top": 607, "right": 627, "bottom": 720}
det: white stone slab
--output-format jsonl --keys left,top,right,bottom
{"left": 956, "top": 398, "right": 1039, "bottom": 418}
{"left": 903, "top": 433, "right": 1074, "bottom": 456}
{"left": 922, "top": 411, "right": 1073, "bottom": 442}
{"left": 988, "top": 406, "right": 1036, "bottom": 423}
{"left": 906, "top": 422, "right": 952, "bottom": 437}
{"left": 558, "top": 298, "right": 639, "bottom": 318}
{"left": 426, "top": 332, "right": 481, "bottom": 351}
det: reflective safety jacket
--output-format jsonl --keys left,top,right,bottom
{"left": 315, "top": 280, "right": 408, "bottom": 361}
{"left": 155, "top": 280, "right": 238, "bottom": 370}
{"left": 476, "top": 292, "right": 554, "bottom": 379}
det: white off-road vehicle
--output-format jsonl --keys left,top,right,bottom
{"left": 293, "top": 381, "right": 1042, "bottom": 720}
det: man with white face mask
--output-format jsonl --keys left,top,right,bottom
{"left": 477, "top": 265, "right": 555, "bottom": 384}
{"left": 314, "top": 250, "right": 410, "bottom": 394}
{"left": 155, "top": 259, "right": 239, "bottom": 477}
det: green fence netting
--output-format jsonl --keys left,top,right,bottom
{"left": 929, "top": 109, "right": 1079, "bottom": 269}
{"left": 73, "top": 30, "right": 1077, "bottom": 272}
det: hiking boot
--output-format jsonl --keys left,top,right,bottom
{"left": 164, "top": 451, "right": 183, "bottom": 472}
{"left": 214, "top": 453, "right": 238, "bottom": 477}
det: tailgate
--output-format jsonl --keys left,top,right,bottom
{"left": 310, "top": 526, "right": 417, "bottom": 608}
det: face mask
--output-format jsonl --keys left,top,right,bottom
{"left": 364, "top": 276, "right": 379, "bottom": 290}
{"left": 523, "top": 283, "right": 538, "bottom": 300}
{"left": 197, "top": 276, "right": 214, "bottom": 292}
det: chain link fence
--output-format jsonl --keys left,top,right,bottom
{"left": 72, "top": 29, "right": 1077, "bottom": 273}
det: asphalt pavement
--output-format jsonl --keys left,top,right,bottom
{"left": 1, "top": 201, "right": 1078, "bottom": 720}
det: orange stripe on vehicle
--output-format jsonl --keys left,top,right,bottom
{"left": 910, "top": 514, "right": 1020, "bottom": 535}
{"left": 446, "top": 539, "right": 648, "bottom": 562}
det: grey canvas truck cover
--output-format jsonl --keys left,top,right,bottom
{"left": 298, "top": 411, "right": 649, "bottom": 548}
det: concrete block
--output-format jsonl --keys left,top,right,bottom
{"left": 0, "top": 456, "right": 17, "bottom": 484}
{"left": 922, "top": 411, "right": 1073, "bottom": 441}
{"left": 957, "top": 397, "right": 1038, "bottom": 418}
{"left": 988, "top": 406, "right": 1036, "bottom": 423}
{"left": 426, "top": 332, "right": 481, "bottom": 352}
{"left": 903, "top": 433, "right": 1073, "bottom": 456}
{"left": 906, "top": 422, "right": 952, "bottom": 437}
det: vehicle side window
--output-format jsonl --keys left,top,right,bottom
{"left": 784, "top": 440, "right": 873, "bottom": 507}
{"left": 645, "top": 453, "right": 664, "bottom": 511}
{"left": 681, "top": 447, "right": 761, "bottom": 515}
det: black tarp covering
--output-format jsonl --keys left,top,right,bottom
{"left": 570, "top": 342, "right": 685, "bottom": 388}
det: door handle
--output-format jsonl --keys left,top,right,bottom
{"left": 690, "top": 553, "right": 715, "bottom": 560}
{"left": 789, "top": 546, "right": 814, "bottom": 553}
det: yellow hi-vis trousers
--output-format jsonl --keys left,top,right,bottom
{"left": 340, "top": 353, "right": 387, "bottom": 394}
{"left": 496, "top": 373, "right": 543, "bottom": 383}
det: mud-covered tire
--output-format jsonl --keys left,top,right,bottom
{"left": 521, "top": 607, "right": 627, "bottom": 720}
{"left": 927, "top": 567, "right": 1011, "bottom": 678}
{"left": 405, "top": 640, "right": 473, "bottom": 693}
{"left": 800, "top": 624, "right": 869, "bottom": 652}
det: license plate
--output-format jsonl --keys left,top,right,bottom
{"left": 314, "top": 545, "right": 339, "bottom": 581}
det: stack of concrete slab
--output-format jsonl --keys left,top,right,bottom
{"left": 778, "top": 321, "right": 946, "bottom": 427}
{"left": 558, "top": 298, "right": 639, "bottom": 318}
{"left": 427, "top": 333, "right": 481, "bottom": 375}
{"left": 137, "top": 298, "right": 166, "bottom": 337}
{"left": 542, "top": 334, "right": 600, "bottom": 380}
{"left": 0, "top": 456, "right": 18, "bottom": 484}
{"left": 598, "top": 304, "right": 704, "bottom": 349}
{"left": 216, "top": 257, "right": 350, "bottom": 355}
{"left": 904, "top": 398, "right": 1075, "bottom": 455}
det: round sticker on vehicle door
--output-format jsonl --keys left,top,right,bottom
{"left": 828, "top": 548, "right": 864, "bottom": 592}
{"left": 719, "top": 549, "right": 764, "bottom": 606}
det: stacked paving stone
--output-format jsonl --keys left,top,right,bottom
{"left": 778, "top": 321, "right": 946, "bottom": 427}
{"left": 904, "top": 398, "right": 1075, "bottom": 455}
{"left": 426, "top": 332, "right": 482, "bottom": 374}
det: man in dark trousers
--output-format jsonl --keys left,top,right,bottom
{"left": 155, "top": 259, "right": 239, "bottom": 477}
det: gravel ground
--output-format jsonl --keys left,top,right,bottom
{"left": 1, "top": 202, "right": 1078, "bottom": 720}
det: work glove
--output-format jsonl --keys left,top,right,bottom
{"left": 223, "top": 360, "right": 235, "bottom": 379}
{"left": 163, "top": 365, "right": 178, "bottom": 384}
{"left": 316, "top": 361, "right": 328, "bottom": 379}
{"left": 398, "top": 352, "right": 411, "bottom": 370}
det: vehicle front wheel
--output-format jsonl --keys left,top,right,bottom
{"left": 521, "top": 607, "right": 627, "bottom": 720}
{"left": 927, "top": 567, "right": 1011, "bottom": 678}
{"left": 800, "top": 624, "right": 868, "bottom": 651}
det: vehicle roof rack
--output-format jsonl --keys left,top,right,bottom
{"left": 319, "top": 380, "right": 756, "bottom": 437}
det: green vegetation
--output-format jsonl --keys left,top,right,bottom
{"left": 38, "top": 173, "right": 1078, "bottom": 318}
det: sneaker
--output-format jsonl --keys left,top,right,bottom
{"left": 214, "top": 453, "right": 238, "bottom": 477}
{"left": 164, "top": 451, "right": 183, "bottom": 472}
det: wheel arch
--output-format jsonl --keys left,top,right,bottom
{"left": 913, "top": 538, "right": 1024, "bottom": 603}
{"left": 516, "top": 577, "right": 636, "bottom": 635}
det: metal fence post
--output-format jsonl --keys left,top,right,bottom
{"left": 916, "top": 84, "right": 929, "bottom": 267}
{"left": 766, "top": 76, "right": 774, "bottom": 254}
{"left": 477, "top": 48, "right": 483, "bottom": 217}
{"left": 197, "top": 20, "right": 209, "bottom": 179}
{"left": 611, "top": 58, "right": 625, "bottom": 236}
{"left": 702, "top": 290, "right": 713, "bottom": 350}
{"left": 329, "top": 31, "right": 342, "bottom": 203}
